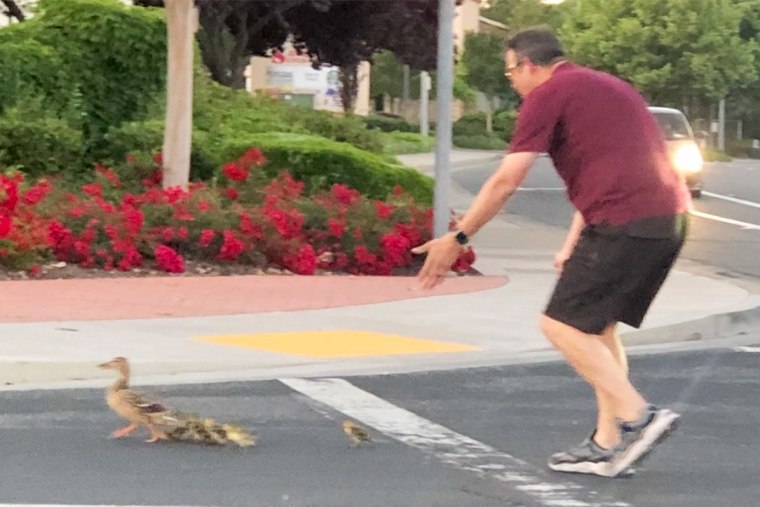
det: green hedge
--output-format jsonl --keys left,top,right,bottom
{"left": 453, "top": 134, "right": 507, "bottom": 150}
{"left": 104, "top": 119, "right": 216, "bottom": 181}
{"left": 364, "top": 114, "right": 419, "bottom": 133}
{"left": 33, "top": 0, "right": 167, "bottom": 154}
{"left": 217, "top": 132, "right": 433, "bottom": 204}
{"left": 453, "top": 110, "right": 516, "bottom": 140}
{"left": 0, "top": 105, "right": 84, "bottom": 177}
{"left": 380, "top": 131, "right": 435, "bottom": 155}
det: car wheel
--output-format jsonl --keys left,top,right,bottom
{"left": 691, "top": 189, "right": 702, "bottom": 198}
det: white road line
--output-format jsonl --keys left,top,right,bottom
{"left": 280, "top": 377, "right": 629, "bottom": 507}
{"left": 733, "top": 346, "right": 760, "bottom": 353}
{"left": 0, "top": 505, "right": 203, "bottom": 507}
{"left": 689, "top": 209, "right": 760, "bottom": 230}
{"left": 702, "top": 191, "right": 760, "bottom": 209}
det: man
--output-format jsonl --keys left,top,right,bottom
{"left": 412, "top": 28, "right": 689, "bottom": 478}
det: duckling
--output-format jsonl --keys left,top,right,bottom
{"left": 98, "top": 356, "right": 170, "bottom": 443}
{"left": 342, "top": 419, "right": 372, "bottom": 447}
{"left": 222, "top": 423, "right": 257, "bottom": 448}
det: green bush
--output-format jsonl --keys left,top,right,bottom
{"left": 453, "top": 110, "right": 516, "bottom": 140}
{"left": 703, "top": 148, "right": 732, "bottom": 162}
{"left": 380, "top": 131, "right": 435, "bottom": 155}
{"left": 104, "top": 119, "right": 216, "bottom": 181}
{"left": 453, "top": 134, "right": 507, "bottom": 150}
{"left": 726, "top": 138, "right": 754, "bottom": 158}
{"left": 364, "top": 114, "right": 418, "bottom": 133}
{"left": 0, "top": 104, "right": 84, "bottom": 177}
{"left": 279, "top": 107, "right": 385, "bottom": 154}
{"left": 33, "top": 0, "right": 167, "bottom": 154}
{"left": 217, "top": 132, "right": 433, "bottom": 204}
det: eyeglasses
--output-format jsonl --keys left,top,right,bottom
{"left": 504, "top": 61, "right": 524, "bottom": 78}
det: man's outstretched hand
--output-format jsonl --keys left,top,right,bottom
{"left": 411, "top": 233, "right": 462, "bottom": 290}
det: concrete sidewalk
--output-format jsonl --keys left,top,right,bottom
{"left": 1, "top": 149, "right": 759, "bottom": 390}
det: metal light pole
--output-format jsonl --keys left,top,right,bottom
{"left": 420, "top": 71, "right": 431, "bottom": 136}
{"left": 433, "top": 0, "right": 455, "bottom": 238}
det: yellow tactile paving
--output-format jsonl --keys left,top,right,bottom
{"left": 195, "top": 330, "right": 480, "bottom": 358}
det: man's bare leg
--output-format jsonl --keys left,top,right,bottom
{"left": 539, "top": 316, "right": 646, "bottom": 423}
{"left": 593, "top": 323, "right": 628, "bottom": 449}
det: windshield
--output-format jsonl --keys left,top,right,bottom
{"left": 652, "top": 111, "right": 693, "bottom": 140}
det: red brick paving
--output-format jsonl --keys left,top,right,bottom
{"left": 0, "top": 275, "right": 508, "bottom": 322}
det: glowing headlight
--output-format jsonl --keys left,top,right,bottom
{"left": 673, "top": 145, "right": 703, "bottom": 173}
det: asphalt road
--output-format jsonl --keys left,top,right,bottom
{"left": 1, "top": 344, "right": 758, "bottom": 506}
{"left": 453, "top": 157, "right": 760, "bottom": 279}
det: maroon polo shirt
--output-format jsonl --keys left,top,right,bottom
{"left": 509, "top": 62, "right": 690, "bottom": 226}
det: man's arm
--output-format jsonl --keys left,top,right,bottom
{"left": 455, "top": 151, "right": 538, "bottom": 236}
{"left": 554, "top": 210, "right": 584, "bottom": 273}
{"left": 413, "top": 151, "right": 538, "bottom": 289}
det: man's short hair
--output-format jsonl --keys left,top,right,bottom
{"left": 505, "top": 27, "right": 566, "bottom": 66}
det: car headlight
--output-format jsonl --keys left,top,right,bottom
{"left": 673, "top": 144, "right": 703, "bottom": 173}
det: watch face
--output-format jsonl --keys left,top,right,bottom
{"left": 455, "top": 231, "right": 468, "bottom": 245}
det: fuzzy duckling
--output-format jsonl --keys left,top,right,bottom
{"left": 166, "top": 413, "right": 257, "bottom": 448}
{"left": 98, "top": 356, "right": 171, "bottom": 443}
{"left": 342, "top": 419, "right": 372, "bottom": 447}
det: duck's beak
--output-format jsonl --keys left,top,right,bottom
{"left": 98, "top": 361, "right": 112, "bottom": 369}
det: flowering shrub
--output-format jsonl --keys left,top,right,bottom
{"left": 0, "top": 147, "right": 476, "bottom": 275}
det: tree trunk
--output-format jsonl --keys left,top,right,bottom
{"left": 162, "top": 0, "right": 197, "bottom": 190}
{"left": 1, "top": 0, "right": 25, "bottom": 22}
{"left": 339, "top": 64, "right": 358, "bottom": 114}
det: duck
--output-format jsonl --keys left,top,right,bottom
{"left": 98, "top": 356, "right": 172, "bottom": 443}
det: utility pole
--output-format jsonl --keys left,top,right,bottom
{"left": 420, "top": 71, "right": 431, "bottom": 137}
{"left": 433, "top": 0, "right": 455, "bottom": 238}
{"left": 718, "top": 98, "right": 726, "bottom": 152}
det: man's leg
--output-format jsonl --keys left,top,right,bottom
{"left": 539, "top": 315, "right": 646, "bottom": 424}
{"left": 593, "top": 323, "right": 628, "bottom": 449}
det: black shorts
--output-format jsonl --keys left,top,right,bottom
{"left": 544, "top": 214, "right": 688, "bottom": 335}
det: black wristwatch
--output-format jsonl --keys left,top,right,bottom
{"left": 453, "top": 229, "right": 469, "bottom": 246}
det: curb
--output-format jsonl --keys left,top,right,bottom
{"left": 624, "top": 304, "right": 760, "bottom": 346}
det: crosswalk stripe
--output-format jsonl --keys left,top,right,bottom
{"left": 280, "top": 377, "right": 630, "bottom": 507}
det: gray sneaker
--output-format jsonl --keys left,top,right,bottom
{"left": 548, "top": 431, "right": 617, "bottom": 476}
{"left": 608, "top": 406, "right": 680, "bottom": 477}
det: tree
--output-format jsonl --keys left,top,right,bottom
{"left": 1, "top": 0, "right": 26, "bottom": 22}
{"left": 481, "top": 0, "right": 565, "bottom": 32}
{"left": 559, "top": 0, "right": 758, "bottom": 115}
{"left": 461, "top": 32, "right": 518, "bottom": 131}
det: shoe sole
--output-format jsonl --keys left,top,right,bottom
{"left": 548, "top": 460, "right": 634, "bottom": 478}
{"left": 608, "top": 410, "right": 680, "bottom": 477}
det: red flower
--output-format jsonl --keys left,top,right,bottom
{"left": 380, "top": 232, "right": 411, "bottom": 267}
{"left": 330, "top": 184, "right": 359, "bottom": 205}
{"left": 29, "top": 264, "right": 42, "bottom": 277}
{"left": 82, "top": 183, "right": 103, "bottom": 198}
{"left": 374, "top": 200, "right": 394, "bottom": 220}
{"left": 154, "top": 244, "right": 184, "bottom": 273}
{"left": 95, "top": 165, "right": 121, "bottom": 188}
{"left": 177, "top": 227, "right": 189, "bottom": 241}
{"left": 239, "top": 147, "right": 266, "bottom": 167}
{"left": 392, "top": 184, "right": 404, "bottom": 196}
{"left": 451, "top": 247, "right": 476, "bottom": 273}
{"left": 0, "top": 214, "right": 12, "bottom": 238}
{"left": 354, "top": 245, "right": 376, "bottom": 268}
{"left": 218, "top": 230, "right": 245, "bottom": 261}
{"left": 197, "top": 200, "right": 211, "bottom": 213}
{"left": 198, "top": 229, "right": 215, "bottom": 248}
{"left": 225, "top": 188, "right": 239, "bottom": 200}
{"left": 222, "top": 162, "right": 249, "bottom": 182}
{"left": 22, "top": 181, "right": 51, "bottom": 206}
{"left": 240, "top": 213, "right": 263, "bottom": 239}
{"left": 122, "top": 206, "right": 144, "bottom": 236}
{"left": 160, "top": 227, "right": 174, "bottom": 242}
{"left": 284, "top": 244, "right": 317, "bottom": 275}
{"left": 327, "top": 218, "right": 345, "bottom": 238}
{"left": 153, "top": 152, "right": 163, "bottom": 165}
